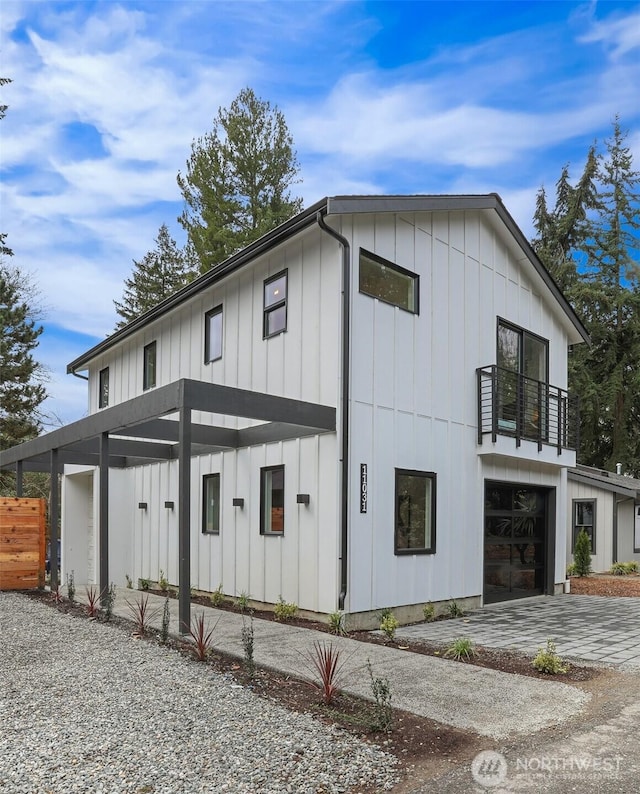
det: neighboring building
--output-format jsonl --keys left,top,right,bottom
{"left": 0, "top": 195, "right": 588, "bottom": 629}
{"left": 567, "top": 464, "right": 640, "bottom": 572}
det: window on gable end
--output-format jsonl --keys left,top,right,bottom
{"left": 143, "top": 341, "right": 157, "bottom": 390}
{"left": 263, "top": 271, "right": 287, "bottom": 338}
{"left": 359, "top": 249, "right": 419, "bottom": 313}
{"left": 98, "top": 367, "right": 109, "bottom": 409}
{"left": 205, "top": 306, "right": 223, "bottom": 363}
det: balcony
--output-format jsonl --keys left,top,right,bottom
{"left": 477, "top": 365, "right": 579, "bottom": 454}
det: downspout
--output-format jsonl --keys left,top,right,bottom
{"left": 316, "top": 210, "right": 350, "bottom": 611}
{"left": 70, "top": 369, "right": 89, "bottom": 381}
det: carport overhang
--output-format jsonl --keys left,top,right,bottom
{"left": 0, "top": 379, "right": 336, "bottom": 632}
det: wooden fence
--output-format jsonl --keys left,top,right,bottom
{"left": 0, "top": 497, "right": 46, "bottom": 590}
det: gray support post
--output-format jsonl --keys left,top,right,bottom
{"left": 49, "top": 449, "right": 60, "bottom": 590}
{"left": 16, "top": 461, "right": 23, "bottom": 497}
{"left": 178, "top": 405, "right": 192, "bottom": 634}
{"left": 99, "top": 432, "right": 109, "bottom": 598}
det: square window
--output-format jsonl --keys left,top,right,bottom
{"left": 202, "top": 474, "right": 220, "bottom": 534}
{"left": 395, "top": 469, "right": 436, "bottom": 554}
{"left": 260, "top": 465, "right": 284, "bottom": 534}
{"left": 359, "top": 249, "right": 418, "bottom": 313}
{"left": 98, "top": 367, "right": 109, "bottom": 409}
{"left": 263, "top": 271, "right": 287, "bottom": 337}
{"left": 205, "top": 306, "right": 223, "bottom": 363}
{"left": 143, "top": 341, "right": 156, "bottom": 390}
{"left": 572, "top": 499, "right": 596, "bottom": 553}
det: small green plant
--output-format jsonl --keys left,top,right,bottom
{"left": 50, "top": 585, "right": 63, "bottom": 604}
{"left": 274, "top": 596, "right": 298, "bottom": 622}
{"left": 66, "top": 571, "right": 75, "bottom": 602}
{"left": 444, "top": 637, "right": 475, "bottom": 662}
{"left": 380, "top": 611, "right": 399, "bottom": 641}
{"left": 125, "top": 574, "right": 133, "bottom": 589}
{"left": 573, "top": 529, "right": 592, "bottom": 577}
{"left": 126, "top": 594, "right": 159, "bottom": 635}
{"left": 161, "top": 597, "right": 171, "bottom": 643}
{"left": 328, "top": 610, "right": 347, "bottom": 636}
{"left": 138, "top": 577, "right": 151, "bottom": 591}
{"left": 188, "top": 612, "right": 217, "bottom": 661}
{"left": 158, "top": 570, "right": 169, "bottom": 592}
{"left": 308, "top": 641, "right": 347, "bottom": 705}
{"left": 422, "top": 602, "right": 435, "bottom": 622}
{"left": 566, "top": 562, "right": 578, "bottom": 577}
{"left": 446, "top": 600, "right": 464, "bottom": 618}
{"left": 241, "top": 616, "right": 255, "bottom": 678}
{"left": 532, "top": 638, "right": 568, "bottom": 674}
{"left": 367, "top": 659, "right": 393, "bottom": 732}
{"left": 610, "top": 561, "right": 639, "bottom": 575}
{"left": 210, "top": 584, "right": 225, "bottom": 607}
{"left": 235, "top": 591, "right": 250, "bottom": 612}
{"left": 85, "top": 585, "right": 100, "bottom": 618}
{"left": 103, "top": 583, "right": 116, "bottom": 621}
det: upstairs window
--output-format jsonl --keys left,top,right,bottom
{"left": 395, "top": 469, "right": 436, "bottom": 554}
{"left": 572, "top": 499, "right": 596, "bottom": 553}
{"left": 98, "top": 367, "right": 109, "bottom": 409}
{"left": 143, "top": 341, "right": 157, "bottom": 390}
{"left": 205, "top": 306, "right": 223, "bottom": 363}
{"left": 202, "top": 474, "right": 220, "bottom": 535}
{"left": 359, "top": 249, "right": 419, "bottom": 313}
{"left": 260, "top": 465, "right": 284, "bottom": 534}
{"left": 263, "top": 271, "right": 287, "bottom": 337}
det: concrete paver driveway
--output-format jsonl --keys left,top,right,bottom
{"left": 396, "top": 594, "right": 640, "bottom": 669}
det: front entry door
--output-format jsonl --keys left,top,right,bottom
{"left": 484, "top": 482, "right": 548, "bottom": 603}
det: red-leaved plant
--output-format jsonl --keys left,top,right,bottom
{"left": 125, "top": 594, "right": 159, "bottom": 635}
{"left": 308, "top": 641, "right": 348, "bottom": 705}
{"left": 188, "top": 612, "right": 218, "bottom": 661}
{"left": 85, "top": 585, "right": 101, "bottom": 618}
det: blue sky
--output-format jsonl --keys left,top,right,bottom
{"left": 2, "top": 0, "right": 639, "bottom": 427}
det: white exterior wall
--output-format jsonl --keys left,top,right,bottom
{"left": 566, "top": 479, "right": 614, "bottom": 572}
{"left": 618, "top": 500, "right": 640, "bottom": 562}
{"left": 341, "top": 209, "right": 575, "bottom": 613}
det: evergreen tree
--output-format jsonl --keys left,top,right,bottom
{"left": 573, "top": 529, "right": 593, "bottom": 577}
{"left": 1, "top": 78, "right": 13, "bottom": 258}
{"left": 114, "top": 224, "right": 197, "bottom": 329}
{"left": 533, "top": 119, "right": 640, "bottom": 475}
{"left": 177, "top": 87, "right": 303, "bottom": 271}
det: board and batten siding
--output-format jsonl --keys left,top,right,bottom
{"left": 566, "top": 479, "right": 614, "bottom": 572}
{"left": 341, "top": 209, "right": 574, "bottom": 613}
{"left": 86, "top": 228, "right": 341, "bottom": 421}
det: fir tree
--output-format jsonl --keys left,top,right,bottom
{"left": 114, "top": 224, "right": 197, "bottom": 329}
{"left": 177, "top": 87, "right": 303, "bottom": 271}
{"left": 573, "top": 529, "right": 592, "bottom": 577}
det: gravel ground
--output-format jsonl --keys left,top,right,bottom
{"left": 0, "top": 593, "right": 399, "bottom": 794}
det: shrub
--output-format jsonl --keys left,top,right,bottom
{"left": 138, "top": 578, "right": 151, "bottom": 591}
{"left": 210, "top": 584, "right": 225, "bottom": 607}
{"left": 126, "top": 594, "right": 159, "bottom": 635}
{"left": 328, "top": 610, "right": 347, "bottom": 635}
{"left": 241, "top": 616, "right": 255, "bottom": 678}
{"left": 188, "top": 612, "right": 217, "bottom": 661}
{"left": 532, "top": 639, "right": 568, "bottom": 674}
{"left": 573, "top": 529, "right": 592, "bottom": 577}
{"left": 366, "top": 659, "right": 393, "bottom": 732}
{"left": 422, "top": 602, "right": 435, "bottom": 622}
{"left": 308, "top": 641, "right": 347, "bottom": 705}
{"left": 235, "top": 591, "right": 250, "bottom": 612}
{"left": 102, "top": 583, "right": 116, "bottom": 620}
{"left": 446, "top": 600, "right": 464, "bottom": 618}
{"left": 161, "top": 597, "right": 171, "bottom": 643}
{"left": 610, "top": 561, "right": 639, "bottom": 575}
{"left": 380, "top": 612, "right": 399, "bottom": 641}
{"left": 125, "top": 574, "right": 133, "bottom": 589}
{"left": 274, "top": 597, "right": 298, "bottom": 622}
{"left": 66, "top": 571, "right": 75, "bottom": 602}
{"left": 158, "top": 570, "right": 169, "bottom": 592}
{"left": 85, "top": 585, "right": 100, "bottom": 618}
{"left": 444, "top": 637, "right": 474, "bottom": 662}
{"left": 566, "top": 562, "right": 578, "bottom": 577}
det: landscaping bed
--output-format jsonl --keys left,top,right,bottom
{"left": 569, "top": 572, "right": 640, "bottom": 597}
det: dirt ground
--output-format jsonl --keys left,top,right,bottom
{"left": 27, "top": 577, "right": 640, "bottom": 793}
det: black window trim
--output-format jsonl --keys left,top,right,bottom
{"left": 202, "top": 473, "right": 221, "bottom": 535}
{"left": 359, "top": 248, "right": 420, "bottom": 314}
{"left": 204, "top": 304, "right": 224, "bottom": 364}
{"left": 260, "top": 464, "right": 285, "bottom": 535}
{"left": 572, "top": 498, "right": 596, "bottom": 554}
{"left": 143, "top": 340, "right": 157, "bottom": 391}
{"left": 496, "top": 318, "right": 550, "bottom": 382}
{"left": 394, "top": 468, "right": 437, "bottom": 556}
{"left": 98, "top": 366, "right": 109, "bottom": 409}
{"left": 263, "top": 269, "right": 288, "bottom": 339}
{"left": 634, "top": 503, "right": 640, "bottom": 553}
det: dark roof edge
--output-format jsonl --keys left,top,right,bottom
{"left": 327, "top": 194, "right": 589, "bottom": 345}
{"left": 67, "top": 198, "right": 329, "bottom": 373}
{"left": 568, "top": 467, "right": 640, "bottom": 498}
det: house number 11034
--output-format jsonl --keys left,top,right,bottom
{"left": 360, "top": 464, "right": 368, "bottom": 513}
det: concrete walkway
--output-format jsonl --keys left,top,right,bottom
{"left": 72, "top": 587, "right": 592, "bottom": 740}
{"left": 396, "top": 594, "right": 640, "bottom": 669}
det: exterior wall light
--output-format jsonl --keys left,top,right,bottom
{"left": 164, "top": 501, "right": 174, "bottom": 509}
{"left": 232, "top": 498, "right": 244, "bottom": 508}
{"left": 296, "top": 494, "right": 310, "bottom": 505}
{"left": 138, "top": 502, "right": 148, "bottom": 510}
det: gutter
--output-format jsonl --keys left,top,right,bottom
{"left": 316, "top": 210, "right": 350, "bottom": 611}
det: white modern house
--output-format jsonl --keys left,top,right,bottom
{"left": 567, "top": 464, "right": 640, "bottom": 572}
{"left": 0, "top": 195, "right": 588, "bottom": 629}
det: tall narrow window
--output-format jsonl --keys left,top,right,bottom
{"left": 263, "top": 271, "right": 287, "bottom": 338}
{"left": 394, "top": 469, "right": 436, "bottom": 554}
{"left": 98, "top": 367, "right": 109, "bottom": 409}
{"left": 205, "top": 306, "right": 223, "bottom": 363}
{"left": 359, "top": 249, "right": 419, "bottom": 313}
{"left": 572, "top": 499, "right": 596, "bottom": 553}
{"left": 202, "top": 474, "right": 220, "bottom": 535}
{"left": 635, "top": 504, "right": 640, "bottom": 553}
{"left": 260, "top": 465, "right": 284, "bottom": 534}
{"left": 143, "top": 341, "right": 156, "bottom": 390}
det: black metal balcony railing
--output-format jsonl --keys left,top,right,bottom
{"left": 477, "top": 365, "right": 579, "bottom": 453}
